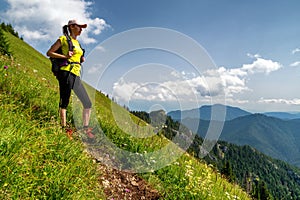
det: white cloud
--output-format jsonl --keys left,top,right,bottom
{"left": 215, "top": 67, "right": 249, "bottom": 96}
{"left": 17, "top": 26, "right": 48, "bottom": 40}
{"left": 203, "top": 56, "right": 281, "bottom": 97}
{"left": 292, "top": 48, "right": 300, "bottom": 54}
{"left": 113, "top": 78, "right": 191, "bottom": 103}
{"left": 247, "top": 53, "right": 261, "bottom": 59}
{"left": 241, "top": 57, "right": 282, "bottom": 75}
{"left": 290, "top": 61, "right": 300, "bottom": 67}
{"left": 87, "top": 64, "right": 102, "bottom": 74}
{"left": 113, "top": 78, "right": 141, "bottom": 102}
{"left": 95, "top": 45, "right": 106, "bottom": 52}
{"left": 2, "top": 0, "right": 109, "bottom": 45}
{"left": 112, "top": 55, "right": 282, "bottom": 104}
{"left": 225, "top": 98, "right": 249, "bottom": 104}
{"left": 186, "top": 76, "right": 224, "bottom": 97}
{"left": 258, "top": 98, "right": 300, "bottom": 105}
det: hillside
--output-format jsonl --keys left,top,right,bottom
{"left": 134, "top": 110, "right": 300, "bottom": 199}
{"left": 186, "top": 113, "right": 300, "bottom": 167}
{"left": 220, "top": 114, "right": 300, "bottom": 166}
{"left": 0, "top": 29, "right": 250, "bottom": 199}
{"left": 205, "top": 141, "right": 300, "bottom": 199}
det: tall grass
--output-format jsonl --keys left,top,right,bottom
{"left": 0, "top": 52, "right": 104, "bottom": 198}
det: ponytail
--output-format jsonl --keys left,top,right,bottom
{"left": 62, "top": 25, "right": 69, "bottom": 36}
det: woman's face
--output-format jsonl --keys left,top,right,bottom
{"left": 70, "top": 24, "right": 82, "bottom": 36}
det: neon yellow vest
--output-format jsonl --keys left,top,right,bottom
{"left": 59, "top": 35, "right": 83, "bottom": 76}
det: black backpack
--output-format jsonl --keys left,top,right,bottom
{"left": 50, "top": 35, "right": 74, "bottom": 77}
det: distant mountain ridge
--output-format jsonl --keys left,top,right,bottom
{"left": 167, "top": 104, "right": 251, "bottom": 121}
{"left": 168, "top": 104, "right": 300, "bottom": 121}
{"left": 183, "top": 113, "right": 300, "bottom": 166}
{"left": 263, "top": 112, "right": 300, "bottom": 120}
{"left": 168, "top": 104, "right": 300, "bottom": 167}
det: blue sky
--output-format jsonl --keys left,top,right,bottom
{"left": 1, "top": 0, "right": 300, "bottom": 112}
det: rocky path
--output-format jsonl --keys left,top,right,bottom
{"left": 97, "top": 162, "right": 161, "bottom": 200}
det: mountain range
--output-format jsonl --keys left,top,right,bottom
{"left": 168, "top": 105, "right": 300, "bottom": 166}
{"left": 168, "top": 104, "right": 300, "bottom": 121}
{"left": 168, "top": 104, "right": 252, "bottom": 121}
{"left": 264, "top": 112, "right": 300, "bottom": 120}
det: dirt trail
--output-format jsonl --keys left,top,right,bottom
{"left": 97, "top": 163, "right": 161, "bottom": 200}
{"left": 84, "top": 142, "right": 161, "bottom": 200}
{"left": 79, "top": 128, "right": 161, "bottom": 199}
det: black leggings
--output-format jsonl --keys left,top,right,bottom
{"left": 58, "top": 71, "right": 92, "bottom": 109}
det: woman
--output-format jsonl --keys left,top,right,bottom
{"left": 47, "top": 19, "right": 94, "bottom": 138}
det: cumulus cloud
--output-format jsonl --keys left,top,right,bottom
{"left": 113, "top": 78, "right": 141, "bottom": 102}
{"left": 203, "top": 56, "right": 281, "bottom": 97}
{"left": 241, "top": 57, "right": 282, "bottom": 75}
{"left": 290, "top": 61, "right": 300, "bottom": 67}
{"left": 258, "top": 98, "right": 300, "bottom": 105}
{"left": 247, "top": 53, "right": 261, "bottom": 59}
{"left": 113, "top": 77, "right": 196, "bottom": 103}
{"left": 292, "top": 48, "right": 300, "bottom": 54}
{"left": 2, "top": 0, "right": 109, "bottom": 45}
{"left": 87, "top": 63, "right": 103, "bottom": 74}
{"left": 94, "top": 45, "right": 106, "bottom": 52}
{"left": 112, "top": 55, "right": 282, "bottom": 104}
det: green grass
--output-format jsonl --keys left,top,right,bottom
{"left": 0, "top": 31, "right": 251, "bottom": 199}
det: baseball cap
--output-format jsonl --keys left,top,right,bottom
{"left": 68, "top": 20, "right": 87, "bottom": 28}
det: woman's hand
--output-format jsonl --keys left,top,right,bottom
{"left": 80, "top": 56, "right": 85, "bottom": 63}
{"left": 67, "top": 51, "right": 74, "bottom": 59}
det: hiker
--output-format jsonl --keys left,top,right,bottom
{"left": 46, "top": 19, "right": 94, "bottom": 138}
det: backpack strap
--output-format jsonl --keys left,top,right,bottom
{"left": 65, "top": 34, "right": 84, "bottom": 60}
{"left": 64, "top": 34, "right": 84, "bottom": 72}
{"left": 65, "top": 34, "right": 74, "bottom": 52}
{"left": 63, "top": 34, "right": 76, "bottom": 72}
{"left": 79, "top": 43, "right": 85, "bottom": 57}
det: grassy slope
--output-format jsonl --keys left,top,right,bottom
{"left": 0, "top": 32, "right": 251, "bottom": 199}
{"left": 0, "top": 33, "right": 104, "bottom": 199}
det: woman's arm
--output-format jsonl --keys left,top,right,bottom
{"left": 46, "top": 39, "right": 73, "bottom": 59}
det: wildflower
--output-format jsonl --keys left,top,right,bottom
{"left": 225, "top": 192, "right": 230, "bottom": 198}
{"left": 102, "top": 180, "right": 110, "bottom": 188}
{"left": 4, "top": 65, "right": 8, "bottom": 69}
{"left": 33, "top": 69, "right": 38, "bottom": 73}
{"left": 173, "top": 161, "right": 180, "bottom": 165}
{"left": 125, "top": 188, "right": 130, "bottom": 193}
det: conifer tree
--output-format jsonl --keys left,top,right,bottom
{"left": 221, "top": 161, "right": 236, "bottom": 183}
{"left": 0, "top": 27, "right": 10, "bottom": 56}
{"left": 252, "top": 180, "right": 273, "bottom": 200}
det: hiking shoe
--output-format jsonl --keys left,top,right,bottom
{"left": 84, "top": 127, "right": 95, "bottom": 138}
{"left": 65, "top": 128, "right": 73, "bottom": 140}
